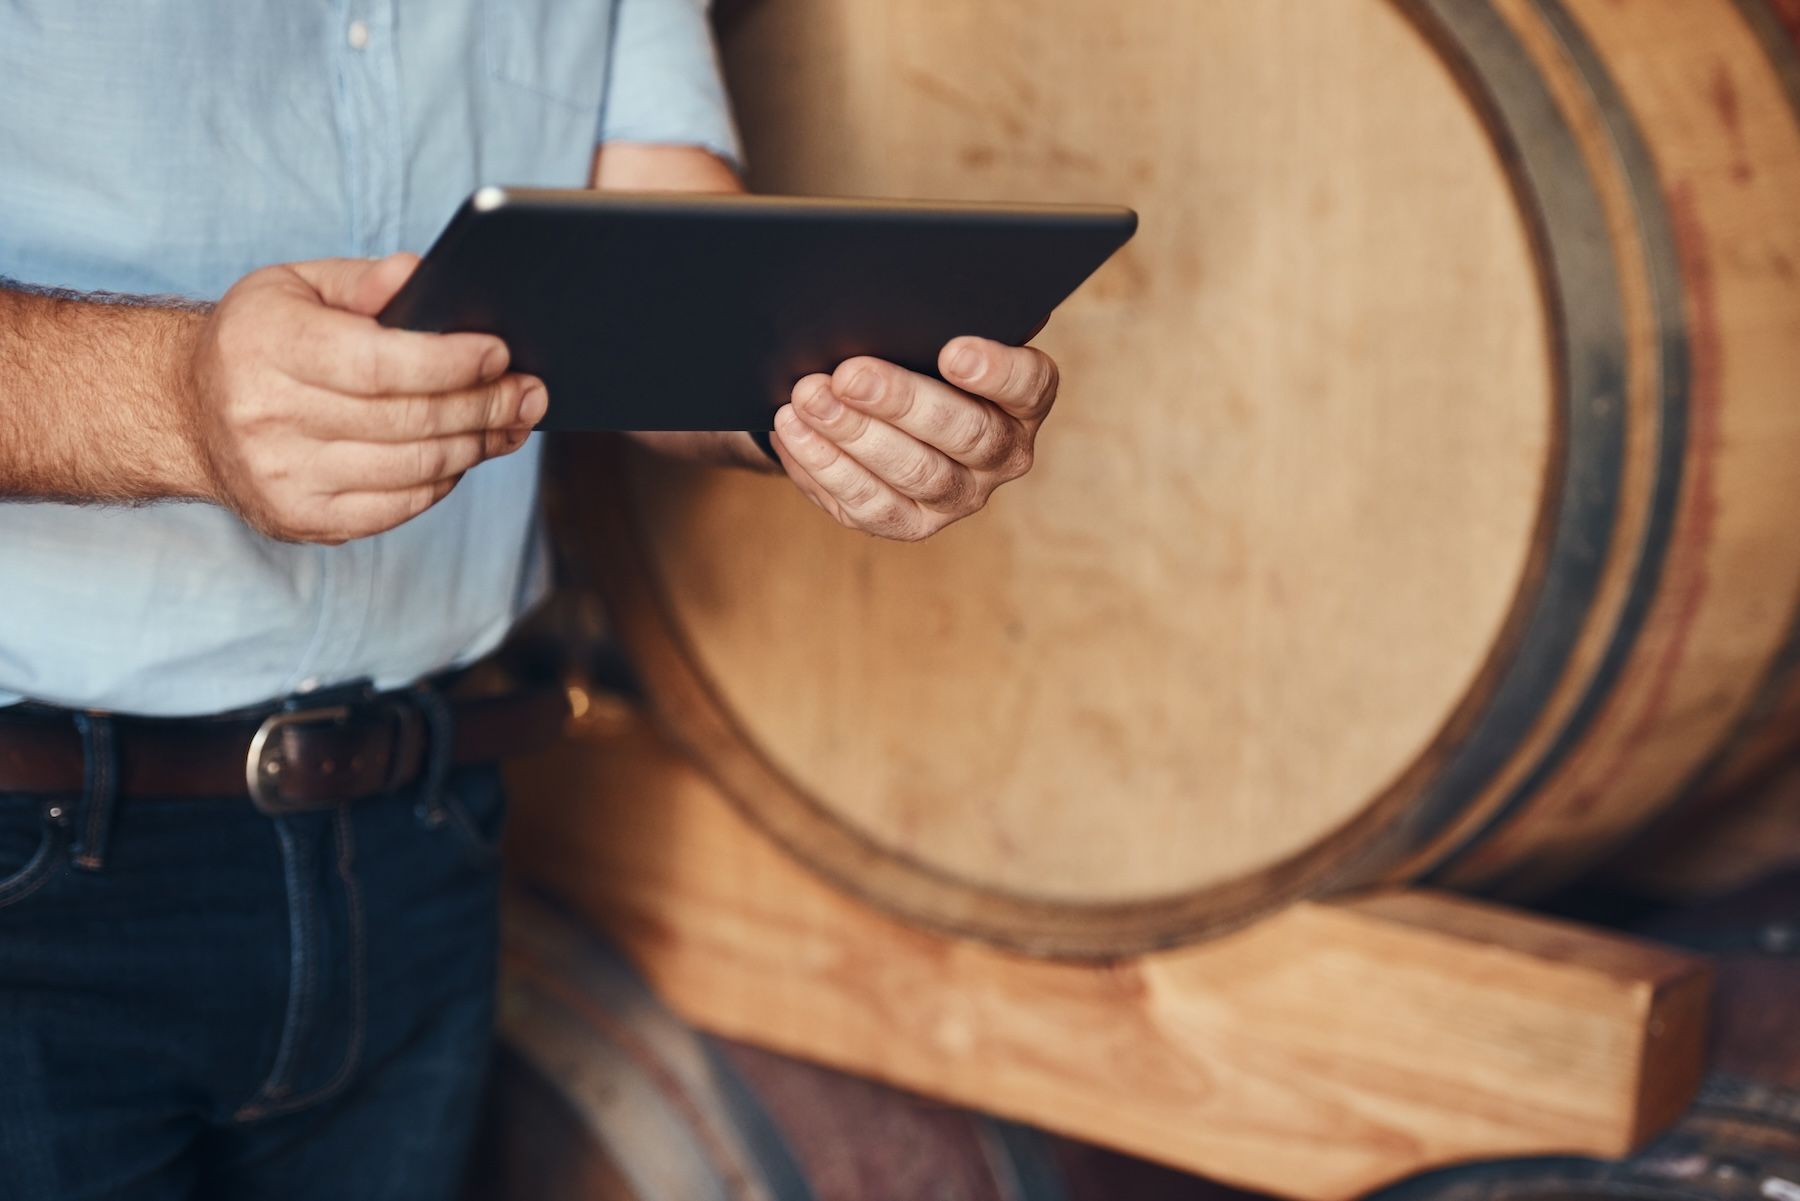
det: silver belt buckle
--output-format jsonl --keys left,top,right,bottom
{"left": 245, "top": 705, "right": 352, "bottom": 816}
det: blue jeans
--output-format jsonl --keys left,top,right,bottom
{"left": 0, "top": 725, "right": 506, "bottom": 1201}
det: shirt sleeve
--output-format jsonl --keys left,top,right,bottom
{"left": 598, "top": 0, "right": 743, "bottom": 168}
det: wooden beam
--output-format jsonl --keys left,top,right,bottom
{"left": 504, "top": 712, "right": 1710, "bottom": 1201}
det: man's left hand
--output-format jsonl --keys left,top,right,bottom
{"left": 769, "top": 336, "right": 1058, "bottom": 542}
{"left": 590, "top": 143, "right": 1058, "bottom": 541}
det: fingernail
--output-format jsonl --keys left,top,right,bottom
{"left": 801, "top": 382, "right": 843, "bottom": 421}
{"left": 840, "top": 367, "right": 881, "bottom": 403}
{"left": 950, "top": 345, "right": 982, "bottom": 380}
{"left": 776, "top": 405, "right": 811, "bottom": 440}
{"left": 520, "top": 385, "right": 548, "bottom": 424}
{"left": 481, "top": 343, "right": 509, "bottom": 380}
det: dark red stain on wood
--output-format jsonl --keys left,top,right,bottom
{"left": 717, "top": 1040, "right": 1020, "bottom": 1201}
{"left": 1712, "top": 63, "right": 1743, "bottom": 133}
{"left": 1768, "top": 0, "right": 1800, "bottom": 49}
{"left": 1558, "top": 183, "right": 1722, "bottom": 822}
{"left": 1709, "top": 65, "right": 1756, "bottom": 183}
{"left": 500, "top": 947, "right": 764, "bottom": 1196}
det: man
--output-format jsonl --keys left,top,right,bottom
{"left": 0, "top": 2, "right": 1059, "bottom": 1199}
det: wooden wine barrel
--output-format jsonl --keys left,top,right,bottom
{"left": 468, "top": 890, "right": 1222, "bottom": 1201}
{"left": 556, "top": 0, "right": 1800, "bottom": 955}
{"left": 1368, "top": 871, "right": 1800, "bottom": 1201}
{"left": 1607, "top": 752, "right": 1800, "bottom": 902}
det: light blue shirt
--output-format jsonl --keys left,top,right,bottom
{"left": 0, "top": 0, "right": 739, "bottom": 716}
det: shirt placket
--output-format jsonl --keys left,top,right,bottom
{"left": 300, "top": 0, "right": 407, "bottom": 694}
{"left": 340, "top": 0, "right": 405, "bottom": 256}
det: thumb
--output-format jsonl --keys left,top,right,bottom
{"left": 289, "top": 253, "right": 421, "bottom": 316}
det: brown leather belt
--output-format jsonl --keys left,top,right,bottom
{"left": 0, "top": 683, "right": 571, "bottom": 815}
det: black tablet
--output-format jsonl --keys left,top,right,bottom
{"left": 377, "top": 187, "right": 1137, "bottom": 432}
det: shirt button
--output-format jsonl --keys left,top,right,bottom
{"left": 346, "top": 20, "right": 370, "bottom": 50}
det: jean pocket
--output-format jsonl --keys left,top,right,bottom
{"left": 485, "top": 0, "right": 612, "bottom": 111}
{"left": 421, "top": 768, "right": 508, "bottom": 868}
{"left": 0, "top": 799, "right": 68, "bottom": 912}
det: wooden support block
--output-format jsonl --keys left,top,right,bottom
{"left": 505, "top": 714, "right": 1711, "bottom": 1201}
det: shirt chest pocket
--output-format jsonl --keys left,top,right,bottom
{"left": 486, "top": 0, "right": 614, "bottom": 112}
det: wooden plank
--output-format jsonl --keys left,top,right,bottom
{"left": 504, "top": 713, "right": 1711, "bottom": 1201}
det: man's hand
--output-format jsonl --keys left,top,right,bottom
{"left": 589, "top": 146, "right": 1060, "bottom": 542}
{"left": 188, "top": 253, "right": 544, "bottom": 544}
{"left": 768, "top": 336, "right": 1058, "bottom": 542}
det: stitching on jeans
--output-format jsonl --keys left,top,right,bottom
{"left": 0, "top": 861, "right": 59, "bottom": 910}
{"left": 236, "top": 806, "right": 368, "bottom": 1121}
{"left": 412, "top": 685, "right": 454, "bottom": 809}
{"left": 0, "top": 817, "right": 65, "bottom": 909}
{"left": 72, "top": 713, "right": 115, "bottom": 871}
{"left": 438, "top": 787, "right": 501, "bottom": 865}
{"left": 84, "top": 718, "right": 110, "bottom": 863}
{"left": 243, "top": 818, "right": 318, "bottom": 1110}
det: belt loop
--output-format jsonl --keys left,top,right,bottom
{"left": 410, "top": 684, "right": 455, "bottom": 811}
{"left": 70, "top": 711, "right": 119, "bottom": 872}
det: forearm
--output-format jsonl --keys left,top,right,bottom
{"left": 0, "top": 283, "right": 211, "bottom": 503}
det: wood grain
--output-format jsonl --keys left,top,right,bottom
{"left": 1367, "top": 869, "right": 1800, "bottom": 1201}
{"left": 1438, "top": 0, "right": 1800, "bottom": 894}
{"left": 559, "top": 0, "right": 1800, "bottom": 954}
{"left": 1609, "top": 755, "right": 1800, "bottom": 902}
{"left": 626, "top": 0, "right": 1551, "bottom": 903}
{"left": 503, "top": 716, "right": 1710, "bottom": 1201}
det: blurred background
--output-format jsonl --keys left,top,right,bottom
{"left": 474, "top": 2, "right": 1800, "bottom": 1198}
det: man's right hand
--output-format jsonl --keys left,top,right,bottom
{"left": 186, "top": 253, "right": 543, "bottom": 544}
